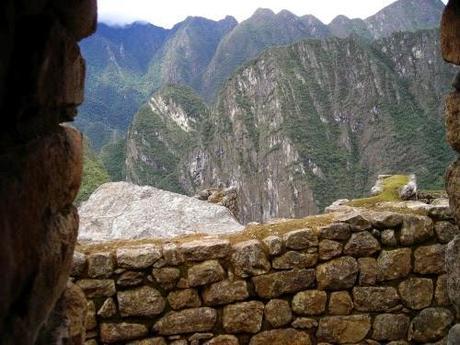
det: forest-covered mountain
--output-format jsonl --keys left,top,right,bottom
{"left": 75, "top": 0, "right": 454, "bottom": 223}
{"left": 122, "top": 29, "right": 456, "bottom": 223}
{"left": 77, "top": 0, "right": 445, "bottom": 150}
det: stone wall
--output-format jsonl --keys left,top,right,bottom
{"left": 441, "top": 1, "right": 460, "bottom": 344}
{"left": 72, "top": 207, "right": 457, "bottom": 345}
{"left": 0, "top": 0, "right": 96, "bottom": 343}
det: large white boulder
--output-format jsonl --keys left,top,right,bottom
{"left": 78, "top": 182, "right": 243, "bottom": 241}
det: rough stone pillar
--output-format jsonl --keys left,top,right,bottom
{"left": 0, "top": 0, "right": 96, "bottom": 344}
{"left": 442, "top": 1, "right": 460, "bottom": 343}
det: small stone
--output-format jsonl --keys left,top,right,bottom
{"left": 448, "top": 324, "right": 460, "bottom": 345}
{"left": 414, "top": 244, "right": 446, "bottom": 274}
{"left": 272, "top": 251, "right": 318, "bottom": 269}
{"left": 98, "top": 298, "right": 117, "bottom": 318}
{"left": 319, "top": 240, "right": 343, "bottom": 261}
{"left": 372, "top": 313, "right": 410, "bottom": 341}
{"left": 381, "top": 229, "right": 398, "bottom": 246}
{"left": 291, "top": 318, "right": 318, "bottom": 329}
{"left": 368, "top": 211, "right": 403, "bottom": 229}
{"left": 71, "top": 251, "right": 87, "bottom": 277}
{"left": 284, "top": 228, "right": 318, "bottom": 249}
{"left": 153, "top": 308, "right": 217, "bottom": 335}
{"left": 223, "top": 301, "right": 264, "bottom": 334}
{"left": 231, "top": 240, "right": 271, "bottom": 277}
{"left": 316, "top": 256, "right": 358, "bottom": 290}
{"left": 163, "top": 243, "right": 184, "bottom": 266}
{"left": 265, "top": 299, "right": 292, "bottom": 328}
{"left": 167, "top": 289, "right": 201, "bottom": 310}
{"left": 408, "top": 308, "right": 454, "bottom": 343}
{"left": 87, "top": 252, "right": 114, "bottom": 278}
{"left": 76, "top": 279, "right": 116, "bottom": 298}
{"left": 188, "top": 260, "right": 225, "bottom": 287}
{"left": 400, "top": 215, "right": 434, "bottom": 245}
{"left": 253, "top": 269, "right": 315, "bottom": 298}
{"left": 399, "top": 277, "right": 433, "bottom": 310}
{"left": 116, "top": 245, "right": 162, "bottom": 269}
{"left": 337, "top": 212, "right": 372, "bottom": 231}
{"left": 435, "top": 221, "right": 460, "bottom": 243}
{"left": 352, "top": 287, "right": 400, "bottom": 312}
{"left": 358, "top": 257, "right": 379, "bottom": 286}
{"left": 328, "top": 291, "right": 353, "bottom": 315}
{"left": 377, "top": 248, "right": 412, "bottom": 281}
{"left": 202, "top": 280, "right": 249, "bottom": 306}
{"left": 126, "top": 338, "right": 167, "bottom": 345}
{"left": 100, "top": 322, "right": 148, "bottom": 343}
{"left": 180, "top": 239, "right": 231, "bottom": 262}
{"left": 204, "top": 335, "right": 239, "bottom": 345}
{"left": 263, "top": 236, "right": 283, "bottom": 256}
{"left": 189, "top": 333, "right": 213, "bottom": 344}
{"left": 169, "top": 341, "right": 187, "bottom": 345}
{"left": 447, "top": 236, "right": 460, "bottom": 315}
{"left": 117, "top": 271, "right": 145, "bottom": 287}
{"left": 435, "top": 275, "right": 450, "bottom": 306}
{"left": 343, "top": 232, "right": 381, "bottom": 257}
{"left": 152, "top": 267, "right": 181, "bottom": 290}
{"left": 249, "top": 329, "right": 311, "bottom": 345}
{"left": 117, "top": 286, "right": 166, "bottom": 317}
{"left": 317, "top": 315, "right": 371, "bottom": 344}
{"left": 319, "top": 223, "right": 351, "bottom": 241}
{"left": 86, "top": 301, "right": 97, "bottom": 330}
{"left": 292, "top": 290, "right": 327, "bottom": 315}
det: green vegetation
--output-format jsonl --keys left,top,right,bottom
{"left": 348, "top": 175, "right": 410, "bottom": 207}
{"left": 100, "top": 137, "right": 127, "bottom": 181}
{"left": 76, "top": 141, "right": 111, "bottom": 204}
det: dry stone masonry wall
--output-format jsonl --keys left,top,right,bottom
{"left": 72, "top": 207, "right": 458, "bottom": 345}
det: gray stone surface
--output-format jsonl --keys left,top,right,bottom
{"left": 78, "top": 182, "right": 243, "bottom": 241}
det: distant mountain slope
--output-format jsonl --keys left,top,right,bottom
{"left": 124, "top": 29, "right": 455, "bottom": 223}
{"left": 77, "top": 0, "right": 445, "bottom": 150}
{"left": 125, "top": 85, "right": 208, "bottom": 193}
{"left": 200, "top": 9, "right": 330, "bottom": 101}
{"left": 365, "top": 0, "right": 444, "bottom": 38}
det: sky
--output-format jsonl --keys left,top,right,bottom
{"left": 98, "top": 0, "right": 448, "bottom": 29}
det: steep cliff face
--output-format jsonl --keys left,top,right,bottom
{"left": 79, "top": 0, "right": 445, "bottom": 150}
{"left": 182, "top": 30, "right": 454, "bottom": 223}
{"left": 125, "top": 85, "right": 208, "bottom": 192}
{"left": 125, "top": 29, "right": 455, "bottom": 224}
{"left": 200, "top": 9, "right": 330, "bottom": 101}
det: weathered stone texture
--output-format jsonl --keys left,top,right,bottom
{"left": 317, "top": 315, "right": 371, "bottom": 344}
{"left": 377, "top": 248, "right": 412, "bottom": 281}
{"left": 202, "top": 280, "right": 249, "bottom": 306}
{"left": 352, "top": 287, "right": 400, "bottom": 312}
{"left": 249, "top": 329, "right": 311, "bottom": 345}
{"left": 223, "top": 301, "right": 264, "bottom": 333}
{"left": 292, "top": 290, "right": 327, "bottom": 315}
{"left": 153, "top": 308, "right": 217, "bottom": 335}
{"left": 188, "top": 260, "right": 225, "bottom": 287}
{"left": 116, "top": 245, "right": 162, "bottom": 269}
{"left": 253, "top": 269, "right": 315, "bottom": 298}
{"left": 231, "top": 240, "right": 271, "bottom": 277}
{"left": 408, "top": 308, "right": 453, "bottom": 343}
{"left": 316, "top": 256, "right": 358, "bottom": 290}
{"left": 399, "top": 277, "right": 433, "bottom": 310}
{"left": 372, "top": 313, "right": 410, "bottom": 341}
{"left": 117, "top": 286, "right": 166, "bottom": 317}
{"left": 100, "top": 323, "right": 148, "bottom": 343}
{"left": 264, "top": 299, "right": 292, "bottom": 327}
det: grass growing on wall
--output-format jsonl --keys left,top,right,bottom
{"left": 348, "top": 174, "right": 410, "bottom": 207}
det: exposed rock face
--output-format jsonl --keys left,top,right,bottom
{"left": 168, "top": 29, "right": 453, "bottom": 223}
{"left": 78, "top": 182, "right": 243, "bottom": 241}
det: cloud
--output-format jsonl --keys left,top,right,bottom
{"left": 98, "top": 0, "right": 447, "bottom": 29}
